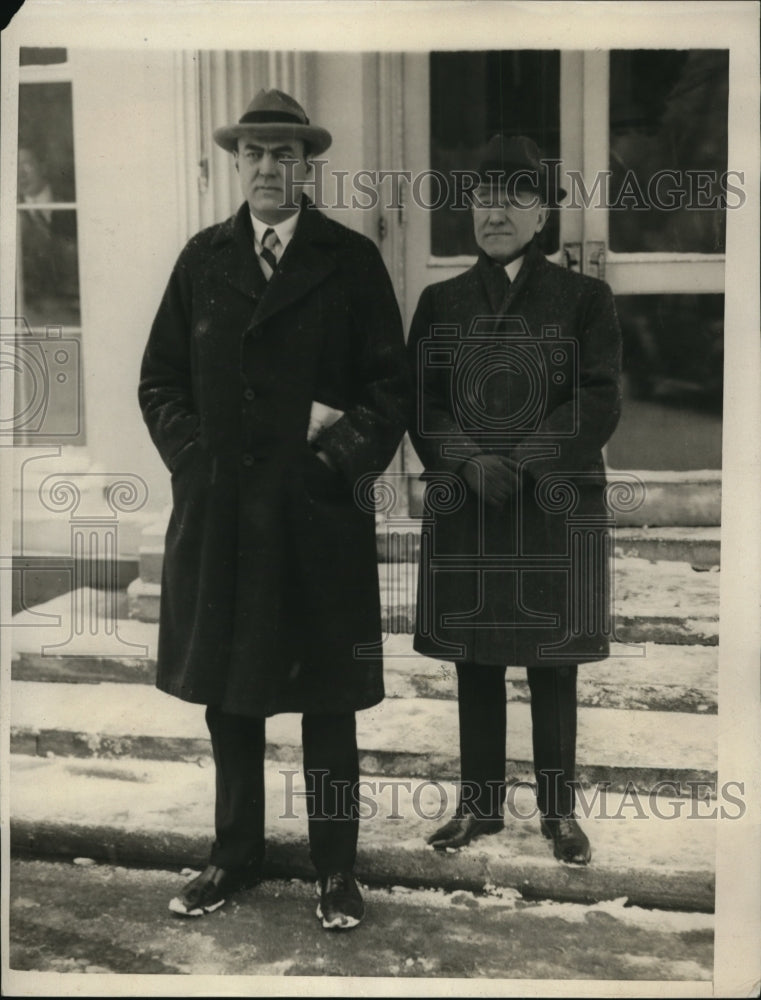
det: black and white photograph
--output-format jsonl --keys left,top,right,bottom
{"left": 1, "top": 1, "right": 759, "bottom": 995}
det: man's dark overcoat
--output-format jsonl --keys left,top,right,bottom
{"left": 407, "top": 243, "right": 622, "bottom": 668}
{"left": 139, "top": 198, "right": 408, "bottom": 716}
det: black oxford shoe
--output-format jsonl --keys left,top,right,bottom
{"left": 540, "top": 817, "right": 592, "bottom": 865}
{"left": 316, "top": 872, "right": 365, "bottom": 930}
{"left": 427, "top": 814, "right": 504, "bottom": 850}
{"left": 168, "top": 863, "right": 259, "bottom": 917}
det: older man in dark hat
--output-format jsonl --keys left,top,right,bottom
{"left": 139, "top": 89, "right": 408, "bottom": 927}
{"left": 407, "top": 135, "right": 622, "bottom": 864}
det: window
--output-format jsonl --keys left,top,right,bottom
{"left": 15, "top": 48, "right": 84, "bottom": 444}
{"left": 429, "top": 51, "right": 561, "bottom": 258}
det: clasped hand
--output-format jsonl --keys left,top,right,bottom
{"left": 461, "top": 454, "right": 521, "bottom": 508}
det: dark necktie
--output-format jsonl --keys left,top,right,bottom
{"left": 485, "top": 260, "right": 512, "bottom": 313}
{"left": 260, "top": 227, "right": 281, "bottom": 278}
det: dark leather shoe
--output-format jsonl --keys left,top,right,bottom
{"left": 168, "top": 863, "right": 259, "bottom": 917}
{"left": 540, "top": 817, "right": 592, "bottom": 865}
{"left": 316, "top": 872, "right": 365, "bottom": 930}
{"left": 427, "top": 814, "right": 504, "bottom": 850}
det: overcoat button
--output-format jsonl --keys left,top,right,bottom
{"left": 242, "top": 454, "right": 254, "bottom": 467}
{"left": 243, "top": 388, "right": 255, "bottom": 401}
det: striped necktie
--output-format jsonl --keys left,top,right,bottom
{"left": 260, "top": 227, "right": 281, "bottom": 278}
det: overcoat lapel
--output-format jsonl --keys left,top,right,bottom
{"left": 251, "top": 198, "right": 338, "bottom": 330}
{"left": 476, "top": 241, "right": 548, "bottom": 318}
{"left": 211, "top": 197, "right": 338, "bottom": 333}
{"left": 211, "top": 205, "right": 269, "bottom": 303}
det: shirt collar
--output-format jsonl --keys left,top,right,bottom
{"left": 24, "top": 184, "right": 54, "bottom": 205}
{"left": 249, "top": 208, "right": 300, "bottom": 251}
{"left": 505, "top": 255, "right": 524, "bottom": 283}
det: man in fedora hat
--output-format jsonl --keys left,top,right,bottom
{"left": 407, "top": 134, "right": 622, "bottom": 864}
{"left": 139, "top": 89, "right": 408, "bottom": 928}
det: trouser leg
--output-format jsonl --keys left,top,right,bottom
{"left": 205, "top": 705, "right": 266, "bottom": 872}
{"left": 455, "top": 662, "right": 507, "bottom": 820}
{"left": 526, "top": 665, "right": 578, "bottom": 819}
{"left": 302, "top": 712, "right": 360, "bottom": 878}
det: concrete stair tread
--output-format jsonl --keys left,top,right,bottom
{"left": 130, "top": 556, "right": 720, "bottom": 638}
{"left": 130, "top": 556, "right": 721, "bottom": 613}
{"left": 11, "top": 679, "right": 717, "bottom": 775}
{"left": 12, "top": 589, "right": 719, "bottom": 662}
{"left": 615, "top": 526, "right": 720, "bottom": 541}
{"left": 11, "top": 594, "right": 718, "bottom": 715}
{"left": 373, "top": 524, "right": 721, "bottom": 566}
{"left": 10, "top": 754, "right": 716, "bottom": 910}
{"left": 12, "top": 641, "right": 718, "bottom": 714}
{"left": 377, "top": 557, "right": 719, "bottom": 618}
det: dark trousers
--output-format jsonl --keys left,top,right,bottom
{"left": 205, "top": 706, "right": 360, "bottom": 878}
{"left": 455, "top": 663, "right": 578, "bottom": 820}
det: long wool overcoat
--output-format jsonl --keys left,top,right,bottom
{"left": 407, "top": 242, "right": 622, "bottom": 668}
{"left": 139, "top": 198, "right": 409, "bottom": 716}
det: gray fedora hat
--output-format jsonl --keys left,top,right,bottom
{"left": 213, "top": 88, "right": 332, "bottom": 156}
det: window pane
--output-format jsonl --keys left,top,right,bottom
{"left": 606, "top": 294, "right": 723, "bottom": 470}
{"left": 609, "top": 50, "right": 728, "bottom": 254}
{"left": 18, "top": 82, "right": 77, "bottom": 202}
{"left": 17, "top": 208, "right": 81, "bottom": 328}
{"left": 13, "top": 322, "right": 84, "bottom": 444}
{"left": 20, "top": 48, "right": 68, "bottom": 66}
{"left": 430, "top": 51, "right": 560, "bottom": 257}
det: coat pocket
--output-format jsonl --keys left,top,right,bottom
{"left": 302, "top": 447, "right": 349, "bottom": 504}
{"left": 170, "top": 434, "right": 200, "bottom": 477}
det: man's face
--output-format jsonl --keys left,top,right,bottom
{"left": 471, "top": 184, "right": 548, "bottom": 263}
{"left": 18, "top": 147, "right": 46, "bottom": 199}
{"left": 234, "top": 137, "right": 311, "bottom": 224}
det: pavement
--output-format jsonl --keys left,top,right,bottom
{"left": 7, "top": 859, "right": 715, "bottom": 982}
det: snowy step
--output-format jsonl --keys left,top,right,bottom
{"left": 10, "top": 754, "right": 717, "bottom": 911}
{"left": 125, "top": 556, "right": 720, "bottom": 644}
{"left": 11, "top": 600, "right": 718, "bottom": 714}
{"left": 376, "top": 525, "right": 720, "bottom": 569}
{"left": 376, "top": 558, "right": 719, "bottom": 645}
{"left": 10, "top": 679, "right": 717, "bottom": 794}
{"left": 611, "top": 526, "right": 719, "bottom": 569}
{"left": 138, "top": 525, "right": 721, "bottom": 582}
{"left": 406, "top": 469, "right": 722, "bottom": 528}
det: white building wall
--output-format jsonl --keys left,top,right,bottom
{"left": 14, "top": 49, "right": 187, "bottom": 560}
{"left": 14, "top": 49, "right": 380, "bottom": 558}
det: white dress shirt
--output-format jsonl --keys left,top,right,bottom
{"left": 249, "top": 209, "right": 300, "bottom": 261}
{"left": 505, "top": 255, "right": 524, "bottom": 283}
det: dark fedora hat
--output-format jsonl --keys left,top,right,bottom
{"left": 213, "top": 88, "right": 332, "bottom": 156}
{"left": 476, "top": 134, "right": 567, "bottom": 205}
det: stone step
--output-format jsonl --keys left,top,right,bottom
{"left": 376, "top": 525, "right": 720, "bottom": 569}
{"left": 126, "top": 556, "right": 720, "bottom": 645}
{"left": 11, "top": 680, "right": 717, "bottom": 794}
{"left": 11, "top": 602, "right": 718, "bottom": 714}
{"left": 406, "top": 469, "right": 722, "bottom": 527}
{"left": 376, "top": 558, "right": 719, "bottom": 646}
{"left": 611, "top": 526, "right": 720, "bottom": 569}
{"left": 138, "top": 525, "right": 721, "bottom": 583}
{"left": 10, "top": 754, "right": 717, "bottom": 911}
